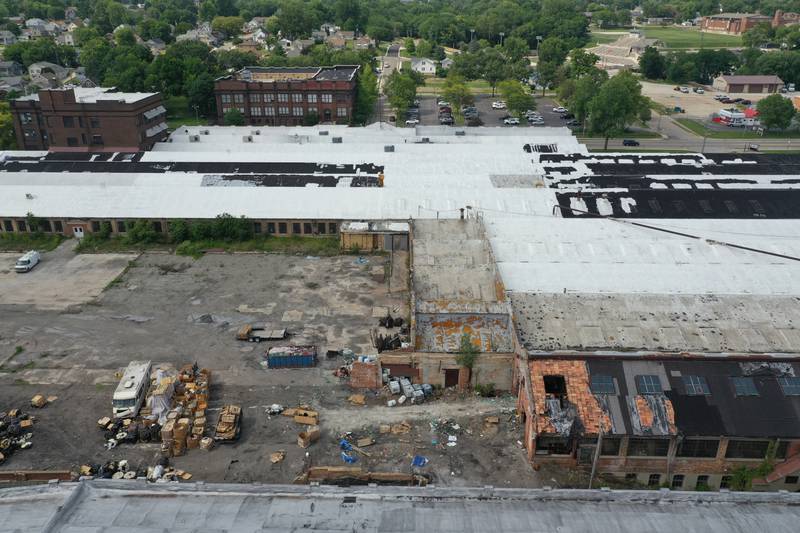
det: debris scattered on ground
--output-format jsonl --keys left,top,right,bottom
{"left": 295, "top": 466, "right": 429, "bottom": 486}
{"left": 266, "top": 404, "right": 284, "bottom": 415}
{"left": 0, "top": 409, "right": 36, "bottom": 463}
{"left": 79, "top": 457, "right": 192, "bottom": 483}
{"left": 213, "top": 405, "right": 242, "bottom": 442}
{"left": 29, "top": 395, "right": 47, "bottom": 408}
{"left": 390, "top": 421, "right": 412, "bottom": 434}
{"left": 297, "top": 426, "right": 320, "bottom": 448}
{"left": 347, "top": 394, "right": 366, "bottom": 406}
{"left": 356, "top": 437, "right": 374, "bottom": 448}
{"left": 411, "top": 455, "right": 429, "bottom": 467}
{"left": 270, "top": 451, "right": 286, "bottom": 464}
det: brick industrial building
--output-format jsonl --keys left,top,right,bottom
{"left": 10, "top": 87, "right": 168, "bottom": 152}
{"left": 699, "top": 13, "right": 772, "bottom": 34}
{"left": 213, "top": 66, "right": 360, "bottom": 126}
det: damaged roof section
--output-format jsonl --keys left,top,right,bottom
{"left": 412, "top": 219, "right": 512, "bottom": 353}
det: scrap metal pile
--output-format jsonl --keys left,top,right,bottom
{"left": 0, "top": 408, "right": 35, "bottom": 464}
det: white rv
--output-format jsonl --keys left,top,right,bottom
{"left": 112, "top": 360, "right": 152, "bottom": 418}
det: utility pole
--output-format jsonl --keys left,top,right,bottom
{"left": 499, "top": 32, "right": 505, "bottom": 47}
{"left": 588, "top": 421, "right": 603, "bottom": 489}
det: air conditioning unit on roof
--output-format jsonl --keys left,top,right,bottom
{"left": 243, "top": 135, "right": 253, "bottom": 142}
{"left": 189, "top": 135, "right": 200, "bottom": 142}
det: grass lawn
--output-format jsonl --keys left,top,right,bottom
{"left": 165, "top": 95, "right": 208, "bottom": 129}
{"left": 586, "top": 30, "right": 629, "bottom": 46}
{"left": 643, "top": 27, "right": 742, "bottom": 49}
{"left": 675, "top": 118, "right": 800, "bottom": 139}
{"left": 578, "top": 129, "right": 662, "bottom": 139}
{"left": 417, "top": 77, "right": 495, "bottom": 95}
{"left": 0, "top": 233, "right": 65, "bottom": 252}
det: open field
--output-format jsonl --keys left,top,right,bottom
{"left": 587, "top": 29, "right": 629, "bottom": 45}
{"left": 417, "top": 77, "right": 494, "bottom": 95}
{"left": 643, "top": 26, "right": 742, "bottom": 49}
{"left": 0, "top": 249, "right": 538, "bottom": 487}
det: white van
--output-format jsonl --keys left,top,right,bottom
{"left": 14, "top": 250, "right": 41, "bottom": 273}
{"left": 112, "top": 360, "right": 152, "bottom": 418}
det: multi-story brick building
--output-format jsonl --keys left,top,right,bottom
{"left": 213, "top": 65, "right": 360, "bottom": 126}
{"left": 700, "top": 13, "right": 771, "bottom": 34}
{"left": 10, "top": 87, "right": 168, "bottom": 152}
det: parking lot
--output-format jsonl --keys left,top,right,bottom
{"left": 641, "top": 81, "right": 776, "bottom": 119}
{"left": 0, "top": 250, "right": 537, "bottom": 487}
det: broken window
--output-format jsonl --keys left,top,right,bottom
{"left": 292, "top": 222, "right": 301, "bottom": 234}
{"left": 676, "top": 438, "right": 718, "bottom": 458}
{"left": 786, "top": 476, "right": 799, "bottom": 484}
{"left": 647, "top": 473, "right": 661, "bottom": 486}
{"left": 731, "top": 377, "right": 758, "bottom": 396}
{"left": 695, "top": 475, "right": 709, "bottom": 489}
{"left": 627, "top": 438, "right": 670, "bottom": 457}
{"left": 543, "top": 375, "right": 567, "bottom": 395}
{"left": 304, "top": 222, "right": 313, "bottom": 234}
{"left": 778, "top": 377, "right": 800, "bottom": 396}
{"left": 590, "top": 374, "right": 616, "bottom": 394}
{"left": 635, "top": 375, "right": 662, "bottom": 394}
{"left": 278, "top": 222, "right": 287, "bottom": 234}
{"left": 720, "top": 475, "right": 732, "bottom": 489}
{"left": 671, "top": 474, "right": 684, "bottom": 489}
{"left": 535, "top": 436, "right": 572, "bottom": 455}
{"left": 253, "top": 222, "right": 261, "bottom": 234}
{"left": 725, "top": 440, "right": 769, "bottom": 459}
{"left": 776, "top": 440, "right": 788, "bottom": 459}
{"left": 267, "top": 222, "right": 275, "bottom": 234}
{"left": 601, "top": 437, "right": 621, "bottom": 456}
{"left": 625, "top": 473, "right": 636, "bottom": 482}
{"left": 682, "top": 375, "right": 710, "bottom": 396}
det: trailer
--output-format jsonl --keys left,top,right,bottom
{"left": 236, "top": 324, "right": 287, "bottom": 343}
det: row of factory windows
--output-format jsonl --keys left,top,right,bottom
{"left": 221, "top": 93, "right": 346, "bottom": 104}
{"left": 538, "top": 436, "right": 789, "bottom": 460}
{"left": 589, "top": 373, "right": 800, "bottom": 397}
{"left": 1, "top": 219, "right": 339, "bottom": 236}
{"left": 220, "top": 106, "right": 348, "bottom": 118}
{"left": 632, "top": 473, "right": 800, "bottom": 490}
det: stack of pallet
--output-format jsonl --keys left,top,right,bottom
{"left": 214, "top": 405, "right": 241, "bottom": 441}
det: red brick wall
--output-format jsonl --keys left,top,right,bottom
{"left": 350, "top": 361, "right": 381, "bottom": 389}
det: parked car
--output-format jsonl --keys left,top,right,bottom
{"left": 528, "top": 118, "right": 544, "bottom": 125}
{"left": 714, "top": 94, "right": 729, "bottom": 100}
{"left": 740, "top": 99, "right": 752, "bottom": 105}
{"left": 437, "top": 100, "right": 450, "bottom": 107}
{"left": 491, "top": 101, "right": 507, "bottom": 109}
{"left": 14, "top": 250, "right": 40, "bottom": 273}
{"left": 552, "top": 106, "right": 567, "bottom": 113}
{"left": 693, "top": 87, "right": 705, "bottom": 94}
{"left": 565, "top": 119, "right": 581, "bottom": 127}
{"left": 503, "top": 117, "right": 520, "bottom": 125}
{"left": 748, "top": 143, "right": 760, "bottom": 151}
{"left": 405, "top": 118, "right": 419, "bottom": 125}
{"left": 561, "top": 113, "right": 575, "bottom": 120}
{"left": 413, "top": 99, "right": 420, "bottom": 106}
{"left": 622, "top": 139, "right": 640, "bottom": 146}
{"left": 680, "top": 86, "right": 690, "bottom": 93}
{"left": 439, "top": 115, "right": 454, "bottom": 125}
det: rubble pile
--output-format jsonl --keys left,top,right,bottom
{"left": 0, "top": 408, "right": 36, "bottom": 464}
{"left": 79, "top": 457, "right": 193, "bottom": 482}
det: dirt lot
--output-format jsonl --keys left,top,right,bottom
{"left": 0, "top": 242, "right": 135, "bottom": 311}
{"left": 0, "top": 250, "right": 538, "bottom": 487}
{"left": 641, "top": 81, "right": 771, "bottom": 118}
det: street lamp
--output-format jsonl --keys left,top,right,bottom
{"left": 470, "top": 29, "right": 475, "bottom": 42}
{"left": 499, "top": 32, "right": 505, "bottom": 46}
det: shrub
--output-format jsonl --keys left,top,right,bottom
{"left": 98, "top": 221, "right": 112, "bottom": 240}
{"left": 124, "top": 220, "right": 159, "bottom": 244}
{"left": 168, "top": 219, "right": 190, "bottom": 243}
{"left": 475, "top": 383, "right": 496, "bottom": 397}
{"left": 212, "top": 213, "right": 253, "bottom": 241}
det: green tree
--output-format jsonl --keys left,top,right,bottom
{"left": 757, "top": 94, "right": 796, "bottom": 131}
{"left": 477, "top": 47, "right": 509, "bottom": 96}
{"left": 537, "top": 36, "right": 569, "bottom": 95}
{"left": 352, "top": 66, "right": 378, "bottom": 124}
{"left": 276, "top": 0, "right": 317, "bottom": 38}
{"left": 566, "top": 48, "right": 600, "bottom": 79}
{"left": 455, "top": 333, "right": 479, "bottom": 386}
{"left": 441, "top": 72, "right": 473, "bottom": 111}
{"left": 566, "top": 73, "right": 607, "bottom": 127}
{"left": 168, "top": 220, "right": 190, "bottom": 243}
{"left": 588, "top": 71, "right": 650, "bottom": 150}
{"left": 224, "top": 108, "right": 245, "bottom": 125}
{"left": 404, "top": 37, "right": 415, "bottom": 55}
{"left": 0, "top": 102, "right": 16, "bottom": 149}
{"left": 503, "top": 36, "right": 529, "bottom": 63}
{"left": 199, "top": 0, "right": 218, "bottom": 21}
{"left": 303, "top": 111, "right": 320, "bottom": 126}
{"left": 212, "top": 16, "right": 245, "bottom": 37}
{"left": 639, "top": 46, "right": 667, "bottom": 80}
{"left": 384, "top": 70, "right": 418, "bottom": 119}
{"left": 498, "top": 79, "right": 534, "bottom": 116}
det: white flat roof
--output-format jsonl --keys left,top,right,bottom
{"left": 14, "top": 87, "right": 158, "bottom": 104}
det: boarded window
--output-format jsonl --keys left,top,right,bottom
{"left": 677, "top": 438, "right": 718, "bottom": 458}
{"left": 725, "top": 440, "right": 769, "bottom": 459}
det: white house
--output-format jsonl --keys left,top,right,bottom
{"left": 411, "top": 57, "right": 437, "bottom": 75}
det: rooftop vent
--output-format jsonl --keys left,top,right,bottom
{"left": 201, "top": 130, "right": 210, "bottom": 135}
{"left": 332, "top": 137, "right": 343, "bottom": 143}
{"left": 455, "top": 130, "right": 466, "bottom": 136}
{"left": 189, "top": 135, "right": 200, "bottom": 142}
{"left": 243, "top": 135, "right": 253, "bottom": 143}
{"left": 252, "top": 130, "right": 261, "bottom": 135}
{"left": 319, "top": 130, "right": 329, "bottom": 136}
{"left": 384, "top": 145, "right": 395, "bottom": 152}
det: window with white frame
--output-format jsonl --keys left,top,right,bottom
{"left": 308, "top": 106, "right": 318, "bottom": 114}
{"left": 251, "top": 107, "right": 263, "bottom": 116}
{"left": 221, "top": 94, "right": 231, "bottom": 103}
{"left": 292, "top": 93, "right": 303, "bottom": 103}
{"left": 249, "top": 93, "right": 261, "bottom": 103}
{"left": 264, "top": 93, "right": 275, "bottom": 102}
{"left": 264, "top": 106, "right": 275, "bottom": 116}
{"left": 234, "top": 94, "right": 244, "bottom": 103}
{"left": 278, "top": 93, "right": 288, "bottom": 102}
{"left": 292, "top": 107, "right": 303, "bottom": 116}
{"left": 278, "top": 106, "right": 289, "bottom": 115}
{"left": 322, "top": 93, "right": 333, "bottom": 103}
{"left": 307, "top": 94, "right": 317, "bottom": 103}
{"left": 337, "top": 107, "right": 347, "bottom": 117}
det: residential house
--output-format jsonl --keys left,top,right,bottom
{"left": 176, "top": 23, "right": 222, "bottom": 47}
{"left": 311, "top": 29, "right": 326, "bottom": 42}
{"left": 354, "top": 36, "right": 374, "bottom": 50}
{"left": 145, "top": 38, "right": 167, "bottom": 55}
{"left": 56, "top": 31, "right": 75, "bottom": 46}
{"left": 440, "top": 57, "right": 454, "bottom": 70}
{"left": 65, "top": 6, "right": 79, "bottom": 21}
{"left": 325, "top": 34, "right": 346, "bottom": 49}
{"left": 0, "top": 61, "right": 23, "bottom": 77}
{"left": 411, "top": 57, "right": 437, "bottom": 75}
{"left": 285, "top": 39, "right": 313, "bottom": 58}
{"left": 237, "top": 38, "right": 265, "bottom": 56}
{"left": 0, "top": 76, "right": 25, "bottom": 98}
{"left": 0, "top": 30, "right": 17, "bottom": 45}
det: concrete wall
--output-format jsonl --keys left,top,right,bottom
{"left": 379, "top": 351, "right": 514, "bottom": 390}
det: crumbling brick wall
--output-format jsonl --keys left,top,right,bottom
{"left": 350, "top": 361, "right": 381, "bottom": 389}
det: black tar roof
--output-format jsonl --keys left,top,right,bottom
{"left": 585, "top": 359, "right": 800, "bottom": 438}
